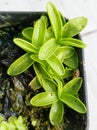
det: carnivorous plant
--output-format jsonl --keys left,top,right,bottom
{"left": 7, "top": 2, "right": 88, "bottom": 126}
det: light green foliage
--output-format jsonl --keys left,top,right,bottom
{"left": 31, "top": 77, "right": 86, "bottom": 125}
{"left": 0, "top": 115, "right": 27, "bottom": 130}
{"left": 7, "top": 1, "right": 88, "bottom": 126}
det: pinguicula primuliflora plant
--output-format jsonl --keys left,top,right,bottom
{"left": 7, "top": 2, "right": 87, "bottom": 126}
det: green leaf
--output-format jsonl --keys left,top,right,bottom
{"left": 7, "top": 53, "right": 34, "bottom": 76}
{"left": 28, "top": 77, "right": 41, "bottom": 91}
{"left": 62, "top": 17, "right": 88, "bottom": 38}
{"left": 8, "top": 123, "right": 16, "bottom": 130}
{"left": 39, "top": 38, "right": 58, "bottom": 60}
{"left": 47, "top": 55, "right": 65, "bottom": 76}
{"left": 32, "top": 15, "right": 47, "bottom": 47}
{"left": 30, "top": 54, "right": 48, "bottom": 68}
{"left": 48, "top": 69, "right": 65, "bottom": 86}
{"left": 62, "top": 77, "right": 82, "bottom": 95}
{"left": 33, "top": 63, "right": 57, "bottom": 92}
{"left": 59, "top": 11, "right": 66, "bottom": 26}
{"left": 49, "top": 101, "right": 64, "bottom": 126}
{"left": 46, "top": 2, "right": 62, "bottom": 40}
{"left": 30, "top": 92, "right": 58, "bottom": 106}
{"left": 60, "top": 38, "right": 86, "bottom": 48}
{"left": 22, "top": 27, "right": 33, "bottom": 41}
{"left": 58, "top": 82, "right": 63, "bottom": 98}
{"left": 64, "top": 50, "right": 78, "bottom": 69}
{"left": 0, "top": 121, "right": 10, "bottom": 130}
{"left": 44, "top": 28, "right": 54, "bottom": 42}
{"left": 60, "top": 94, "right": 86, "bottom": 113}
{"left": 13, "top": 38, "right": 37, "bottom": 53}
{"left": 0, "top": 115, "right": 4, "bottom": 122}
{"left": 55, "top": 46, "right": 75, "bottom": 62}
{"left": 63, "top": 67, "right": 74, "bottom": 79}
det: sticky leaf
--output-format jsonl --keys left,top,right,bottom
{"left": 49, "top": 101, "right": 64, "bottom": 126}
{"left": 64, "top": 50, "right": 78, "bottom": 69}
{"left": 22, "top": 27, "right": 33, "bottom": 40}
{"left": 62, "top": 17, "right": 88, "bottom": 38}
{"left": 33, "top": 63, "right": 57, "bottom": 92}
{"left": 32, "top": 15, "right": 47, "bottom": 47}
{"left": 7, "top": 53, "right": 34, "bottom": 76}
{"left": 55, "top": 46, "right": 75, "bottom": 62}
{"left": 60, "top": 94, "right": 86, "bottom": 113}
{"left": 30, "top": 92, "right": 58, "bottom": 106}
{"left": 62, "top": 77, "right": 82, "bottom": 95}
{"left": 47, "top": 55, "right": 65, "bottom": 76}
{"left": 60, "top": 38, "right": 86, "bottom": 48}
{"left": 39, "top": 38, "right": 58, "bottom": 60}
{"left": 13, "top": 38, "right": 36, "bottom": 53}
{"left": 46, "top": 2, "right": 62, "bottom": 40}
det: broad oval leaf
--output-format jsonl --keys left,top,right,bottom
{"left": 62, "top": 17, "right": 88, "bottom": 38}
{"left": 22, "top": 27, "right": 33, "bottom": 41}
{"left": 60, "top": 38, "right": 86, "bottom": 48}
{"left": 47, "top": 55, "right": 65, "bottom": 76}
{"left": 55, "top": 46, "right": 75, "bottom": 62}
{"left": 46, "top": 2, "right": 62, "bottom": 40}
{"left": 32, "top": 15, "right": 47, "bottom": 47}
{"left": 49, "top": 101, "right": 64, "bottom": 126}
{"left": 64, "top": 50, "right": 78, "bottom": 69}
{"left": 13, "top": 38, "right": 37, "bottom": 53}
{"left": 7, "top": 53, "right": 34, "bottom": 76}
{"left": 33, "top": 63, "right": 57, "bottom": 92}
{"left": 30, "top": 92, "right": 58, "bottom": 106}
{"left": 62, "top": 77, "right": 82, "bottom": 95}
{"left": 60, "top": 94, "right": 86, "bottom": 113}
{"left": 39, "top": 38, "right": 58, "bottom": 60}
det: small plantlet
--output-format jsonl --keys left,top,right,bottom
{"left": 7, "top": 1, "right": 88, "bottom": 126}
{"left": 0, "top": 114, "right": 27, "bottom": 130}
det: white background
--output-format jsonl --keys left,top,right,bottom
{"left": 0, "top": 0, "right": 97, "bottom": 130}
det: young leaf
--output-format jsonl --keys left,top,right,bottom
{"left": 55, "top": 46, "right": 75, "bottom": 62}
{"left": 30, "top": 54, "right": 48, "bottom": 68}
{"left": 62, "top": 77, "right": 82, "bottom": 95}
{"left": 63, "top": 67, "right": 74, "bottom": 79}
{"left": 48, "top": 68, "right": 65, "bottom": 86}
{"left": 59, "top": 11, "right": 66, "bottom": 26}
{"left": 33, "top": 63, "right": 57, "bottom": 92}
{"left": 28, "top": 77, "right": 41, "bottom": 91}
{"left": 60, "top": 94, "right": 86, "bottom": 113}
{"left": 64, "top": 50, "right": 78, "bottom": 69}
{"left": 39, "top": 38, "right": 58, "bottom": 60}
{"left": 44, "top": 28, "right": 54, "bottom": 42}
{"left": 13, "top": 38, "right": 37, "bottom": 53}
{"left": 62, "top": 17, "right": 88, "bottom": 38}
{"left": 32, "top": 15, "right": 47, "bottom": 47}
{"left": 0, "top": 121, "right": 10, "bottom": 130}
{"left": 22, "top": 27, "right": 33, "bottom": 41}
{"left": 46, "top": 2, "right": 62, "bottom": 40}
{"left": 7, "top": 53, "right": 34, "bottom": 76}
{"left": 58, "top": 82, "right": 63, "bottom": 98}
{"left": 46, "top": 55, "right": 65, "bottom": 76}
{"left": 49, "top": 101, "right": 64, "bottom": 126}
{"left": 30, "top": 92, "right": 58, "bottom": 106}
{"left": 60, "top": 38, "right": 86, "bottom": 48}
